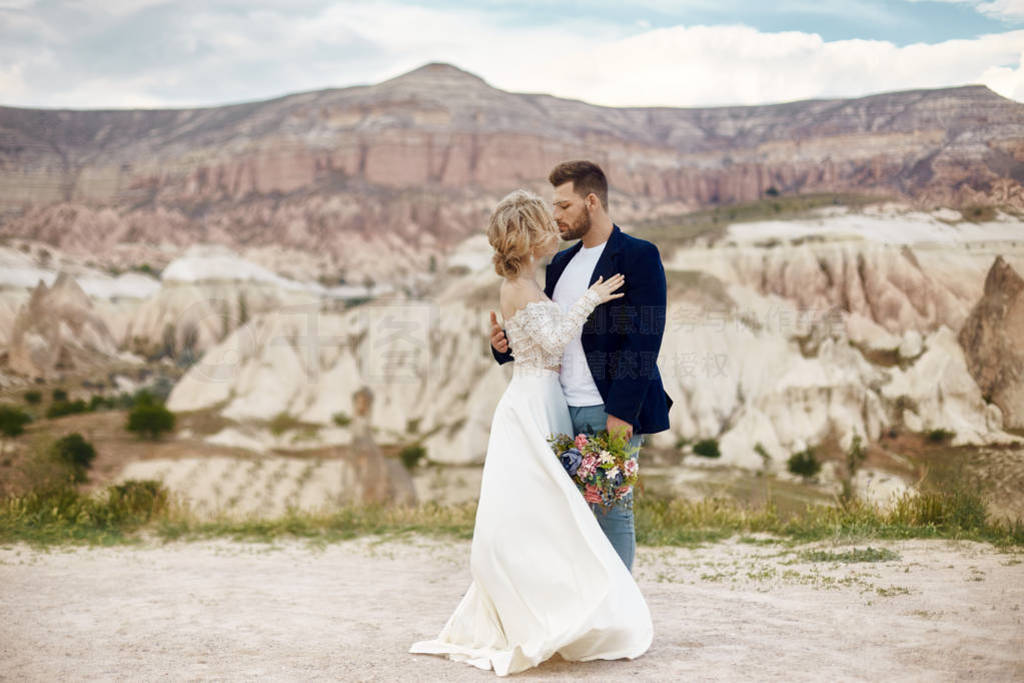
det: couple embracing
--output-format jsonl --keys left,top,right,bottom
{"left": 411, "top": 160, "right": 673, "bottom": 676}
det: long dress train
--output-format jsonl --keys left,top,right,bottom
{"left": 409, "top": 290, "right": 653, "bottom": 676}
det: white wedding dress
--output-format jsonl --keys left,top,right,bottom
{"left": 409, "top": 289, "right": 653, "bottom": 676}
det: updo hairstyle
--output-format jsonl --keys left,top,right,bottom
{"left": 487, "top": 189, "right": 558, "bottom": 279}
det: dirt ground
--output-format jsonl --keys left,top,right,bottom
{"left": 1, "top": 536, "right": 1021, "bottom": 681}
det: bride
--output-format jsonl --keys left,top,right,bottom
{"left": 409, "top": 190, "right": 653, "bottom": 676}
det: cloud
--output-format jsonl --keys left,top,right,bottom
{"left": 906, "top": 0, "right": 1024, "bottom": 21}
{"left": 0, "top": 1, "right": 1021, "bottom": 109}
{"left": 500, "top": 24, "right": 1024, "bottom": 106}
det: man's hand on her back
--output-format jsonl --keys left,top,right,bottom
{"left": 489, "top": 311, "right": 509, "bottom": 354}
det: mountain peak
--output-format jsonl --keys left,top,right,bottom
{"left": 382, "top": 62, "right": 491, "bottom": 88}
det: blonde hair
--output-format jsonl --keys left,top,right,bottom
{"left": 487, "top": 190, "right": 558, "bottom": 279}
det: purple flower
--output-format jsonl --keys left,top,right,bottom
{"left": 559, "top": 448, "right": 583, "bottom": 477}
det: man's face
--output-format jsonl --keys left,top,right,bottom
{"left": 552, "top": 182, "right": 591, "bottom": 242}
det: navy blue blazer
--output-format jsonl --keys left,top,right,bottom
{"left": 492, "top": 224, "right": 673, "bottom": 435}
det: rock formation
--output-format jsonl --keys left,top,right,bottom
{"left": 5, "top": 272, "right": 120, "bottom": 379}
{"left": 2, "top": 63, "right": 1023, "bottom": 290}
{"left": 348, "top": 386, "right": 416, "bottom": 506}
{"left": 165, "top": 232, "right": 1023, "bottom": 467}
{"left": 958, "top": 256, "right": 1024, "bottom": 429}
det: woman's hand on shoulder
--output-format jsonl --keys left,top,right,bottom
{"left": 588, "top": 273, "right": 625, "bottom": 304}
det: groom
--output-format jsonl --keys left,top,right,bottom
{"left": 489, "top": 160, "right": 673, "bottom": 571}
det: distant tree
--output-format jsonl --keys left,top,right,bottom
{"left": 399, "top": 444, "right": 426, "bottom": 471}
{"left": 0, "top": 405, "right": 32, "bottom": 455}
{"left": 126, "top": 403, "right": 175, "bottom": 440}
{"left": 52, "top": 388, "right": 68, "bottom": 402}
{"left": 692, "top": 438, "right": 721, "bottom": 459}
{"left": 787, "top": 447, "right": 821, "bottom": 480}
{"left": 51, "top": 433, "right": 97, "bottom": 483}
{"left": 23, "top": 390, "right": 42, "bottom": 405}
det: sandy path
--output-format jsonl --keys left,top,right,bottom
{"left": 1, "top": 536, "right": 1021, "bottom": 681}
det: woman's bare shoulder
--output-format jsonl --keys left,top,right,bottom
{"left": 499, "top": 280, "right": 546, "bottom": 323}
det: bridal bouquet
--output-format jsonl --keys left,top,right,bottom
{"left": 547, "top": 430, "right": 640, "bottom": 510}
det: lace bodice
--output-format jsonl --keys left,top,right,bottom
{"left": 504, "top": 289, "right": 602, "bottom": 371}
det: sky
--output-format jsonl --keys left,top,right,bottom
{"left": 0, "top": 0, "right": 1023, "bottom": 110}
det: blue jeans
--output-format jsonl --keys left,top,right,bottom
{"left": 567, "top": 403, "right": 641, "bottom": 572}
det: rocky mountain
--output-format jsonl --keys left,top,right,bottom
{"left": 1, "top": 63, "right": 1023, "bottom": 289}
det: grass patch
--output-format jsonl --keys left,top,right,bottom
{"left": 159, "top": 502, "right": 478, "bottom": 545}
{"left": 799, "top": 546, "right": 900, "bottom": 563}
{"left": 1, "top": 482, "right": 1021, "bottom": 549}
{"left": 634, "top": 491, "right": 1023, "bottom": 548}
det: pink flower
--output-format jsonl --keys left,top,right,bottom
{"left": 615, "top": 485, "right": 631, "bottom": 499}
{"left": 574, "top": 433, "right": 589, "bottom": 450}
{"left": 624, "top": 459, "right": 639, "bottom": 476}
{"left": 584, "top": 484, "right": 602, "bottom": 503}
{"left": 577, "top": 455, "right": 597, "bottom": 479}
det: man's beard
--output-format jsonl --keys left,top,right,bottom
{"left": 559, "top": 211, "right": 591, "bottom": 242}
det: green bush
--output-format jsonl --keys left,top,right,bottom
{"left": 23, "top": 390, "right": 42, "bottom": 405}
{"left": 46, "top": 400, "right": 89, "bottom": 419}
{"left": 332, "top": 412, "right": 352, "bottom": 427}
{"left": 52, "top": 388, "right": 68, "bottom": 402}
{"left": 126, "top": 403, "right": 175, "bottom": 440}
{"left": 0, "top": 405, "right": 32, "bottom": 440}
{"left": 787, "top": 447, "right": 821, "bottom": 479}
{"left": 399, "top": 444, "right": 426, "bottom": 470}
{"left": 51, "top": 433, "right": 97, "bottom": 483}
{"left": 692, "top": 438, "right": 721, "bottom": 458}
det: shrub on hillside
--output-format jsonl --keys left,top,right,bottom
{"left": 787, "top": 447, "right": 821, "bottom": 479}
{"left": 692, "top": 438, "right": 721, "bottom": 459}
{"left": 51, "top": 433, "right": 97, "bottom": 483}
{"left": 0, "top": 405, "right": 32, "bottom": 441}
{"left": 126, "top": 403, "right": 175, "bottom": 440}
{"left": 399, "top": 444, "right": 426, "bottom": 471}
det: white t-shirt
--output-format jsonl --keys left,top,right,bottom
{"left": 551, "top": 240, "right": 607, "bottom": 407}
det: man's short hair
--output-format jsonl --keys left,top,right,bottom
{"left": 548, "top": 160, "right": 608, "bottom": 210}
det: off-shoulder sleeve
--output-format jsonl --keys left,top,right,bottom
{"left": 521, "top": 290, "right": 602, "bottom": 355}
